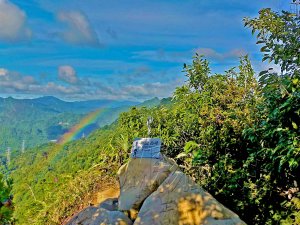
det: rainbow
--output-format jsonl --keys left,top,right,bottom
{"left": 58, "top": 108, "right": 107, "bottom": 145}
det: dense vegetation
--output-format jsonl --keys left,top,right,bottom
{"left": 0, "top": 96, "right": 148, "bottom": 154}
{"left": 0, "top": 174, "right": 13, "bottom": 224}
{"left": 1, "top": 7, "right": 299, "bottom": 225}
{"left": 1, "top": 98, "right": 164, "bottom": 224}
{"left": 8, "top": 130, "right": 121, "bottom": 224}
{"left": 0, "top": 100, "right": 81, "bottom": 152}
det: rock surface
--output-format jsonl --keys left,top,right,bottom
{"left": 67, "top": 155, "right": 246, "bottom": 225}
{"left": 66, "top": 206, "right": 132, "bottom": 225}
{"left": 117, "top": 156, "right": 178, "bottom": 212}
{"left": 134, "top": 170, "right": 245, "bottom": 225}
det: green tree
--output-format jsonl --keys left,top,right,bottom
{"left": 183, "top": 53, "right": 210, "bottom": 91}
{"left": 243, "top": 8, "right": 300, "bottom": 224}
{"left": 244, "top": 8, "right": 299, "bottom": 75}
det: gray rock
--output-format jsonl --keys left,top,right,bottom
{"left": 98, "top": 198, "right": 119, "bottom": 211}
{"left": 67, "top": 207, "right": 132, "bottom": 225}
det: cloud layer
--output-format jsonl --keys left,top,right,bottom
{"left": 195, "top": 48, "right": 247, "bottom": 60}
{"left": 57, "top": 11, "right": 100, "bottom": 47}
{"left": 58, "top": 65, "right": 78, "bottom": 84}
{"left": 0, "top": 0, "right": 289, "bottom": 101}
{"left": 0, "top": 0, "right": 31, "bottom": 41}
{"left": 0, "top": 66, "right": 181, "bottom": 100}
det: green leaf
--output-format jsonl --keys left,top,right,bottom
{"left": 292, "top": 121, "right": 298, "bottom": 130}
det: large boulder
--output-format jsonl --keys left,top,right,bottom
{"left": 67, "top": 154, "right": 246, "bottom": 225}
{"left": 66, "top": 207, "right": 132, "bottom": 225}
{"left": 98, "top": 198, "right": 119, "bottom": 211}
{"left": 133, "top": 170, "right": 246, "bottom": 225}
{"left": 66, "top": 207, "right": 97, "bottom": 225}
{"left": 117, "top": 156, "right": 178, "bottom": 212}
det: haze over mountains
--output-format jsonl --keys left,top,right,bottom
{"left": 0, "top": 96, "right": 163, "bottom": 153}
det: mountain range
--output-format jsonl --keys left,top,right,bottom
{"left": 0, "top": 96, "right": 165, "bottom": 153}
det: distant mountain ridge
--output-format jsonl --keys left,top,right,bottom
{"left": 0, "top": 96, "right": 164, "bottom": 154}
{"left": 0, "top": 96, "right": 140, "bottom": 114}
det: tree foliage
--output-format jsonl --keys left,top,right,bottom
{"left": 0, "top": 173, "right": 13, "bottom": 224}
{"left": 244, "top": 8, "right": 300, "bottom": 75}
{"left": 243, "top": 8, "right": 300, "bottom": 224}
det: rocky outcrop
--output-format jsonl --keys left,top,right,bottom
{"left": 66, "top": 205, "right": 132, "bottom": 225}
{"left": 67, "top": 155, "right": 246, "bottom": 225}
{"left": 133, "top": 171, "right": 244, "bottom": 225}
{"left": 118, "top": 156, "right": 178, "bottom": 213}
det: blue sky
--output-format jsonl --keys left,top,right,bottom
{"left": 0, "top": 0, "right": 290, "bottom": 101}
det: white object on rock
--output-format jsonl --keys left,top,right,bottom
{"left": 130, "top": 138, "right": 161, "bottom": 159}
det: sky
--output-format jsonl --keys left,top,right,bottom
{"left": 0, "top": 0, "right": 291, "bottom": 101}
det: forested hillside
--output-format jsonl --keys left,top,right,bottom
{"left": 0, "top": 97, "right": 81, "bottom": 151}
{"left": 0, "top": 96, "right": 156, "bottom": 153}
{"left": 0, "top": 7, "right": 299, "bottom": 225}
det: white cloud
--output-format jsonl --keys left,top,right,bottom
{"left": 0, "top": 68, "right": 8, "bottom": 76}
{"left": 132, "top": 48, "right": 247, "bottom": 64}
{"left": 0, "top": 68, "right": 37, "bottom": 92}
{"left": 0, "top": 68, "right": 82, "bottom": 96}
{"left": 121, "top": 80, "right": 183, "bottom": 99}
{"left": 132, "top": 49, "right": 188, "bottom": 63}
{"left": 0, "top": 66, "right": 183, "bottom": 101}
{"left": 93, "top": 78, "right": 184, "bottom": 101}
{"left": 0, "top": 0, "right": 31, "bottom": 41}
{"left": 253, "top": 61, "right": 282, "bottom": 76}
{"left": 194, "top": 48, "right": 247, "bottom": 60}
{"left": 58, "top": 65, "right": 78, "bottom": 84}
{"left": 57, "top": 11, "right": 100, "bottom": 46}
{"left": 36, "top": 82, "right": 81, "bottom": 94}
